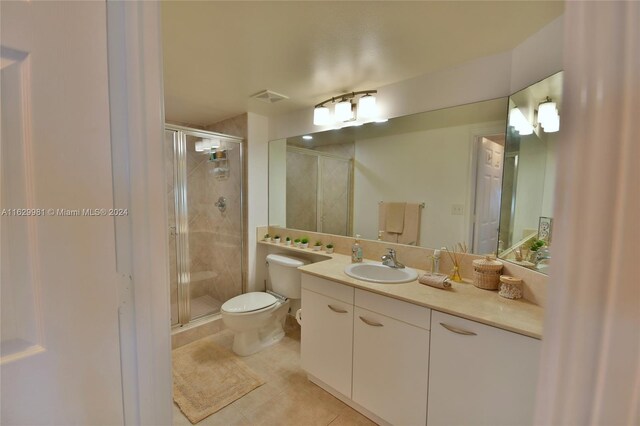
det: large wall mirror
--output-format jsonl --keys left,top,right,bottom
{"left": 498, "top": 71, "right": 563, "bottom": 274}
{"left": 269, "top": 98, "right": 510, "bottom": 255}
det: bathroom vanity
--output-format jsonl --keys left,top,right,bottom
{"left": 297, "top": 254, "right": 542, "bottom": 426}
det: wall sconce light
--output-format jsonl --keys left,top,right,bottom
{"left": 509, "top": 107, "right": 534, "bottom": 135}
{"left": 537, "top": 97, "right": 560, "bottom": 133}
{"left": 313, "top": 90, "right": 381, "bottom": 127}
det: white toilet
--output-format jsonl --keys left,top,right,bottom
{"left": 221, "top": 254, "right": 308, "bottom": 356}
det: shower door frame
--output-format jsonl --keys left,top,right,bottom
{"left": 166, "top": 124, "right": 245, "bottom": 326}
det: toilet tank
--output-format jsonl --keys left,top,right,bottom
{"left": 266, "top": 254, "right": 309, "bottom": 299}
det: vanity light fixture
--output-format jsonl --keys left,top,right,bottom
{"left": 537, "top": 97, "right": 560, "bottom": 133}
{"left": 302, "top": 135, "right": 313, "bottom": 140}
{"left": 313, "top": 90, "right": 380, "bottom": 127}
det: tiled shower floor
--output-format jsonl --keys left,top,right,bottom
{"left": 190, "top": 295, "right": 222, "bottom": 319}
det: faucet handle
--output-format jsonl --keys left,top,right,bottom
{"left": 386, "top": 248, "right": 396, "bottom": 255}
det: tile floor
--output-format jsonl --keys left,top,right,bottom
{"left": 173, "top": 321, "right": 377, "bottom": 426}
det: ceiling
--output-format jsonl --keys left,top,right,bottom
{"left": 161, "top": 1, "right": 563, "bottom": 127}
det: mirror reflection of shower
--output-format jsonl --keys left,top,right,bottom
{"left": 165, "top": 125, "right": 244, "bottom": 327}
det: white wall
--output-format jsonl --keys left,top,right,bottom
{"left": 268, "top": 139, "right": 287, "bottom": 227}
{"left": 354, "top": 121, "right": 503, "bottom": 249}
{"left": 510, "top": 16, "right": 564, "bottom": 93}
{"left": 247, "top": 112, "right": 269, "bottom": 292}
{"left": 541, "top": 133, "right": 558, "bottom": 218}
{"left": 512, "top": 134, "right": 548, "bottom": 240}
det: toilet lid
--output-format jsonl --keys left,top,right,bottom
{"left": 221, "top": 292, "right": 278, "bottom": 313}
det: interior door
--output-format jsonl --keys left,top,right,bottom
{"left": 473, "top": 137, "right": 504, "bottom": 254}
{"left": 1, "top": 1, "right": 124, "bottom": 423}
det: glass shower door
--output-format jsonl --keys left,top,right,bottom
{"left": 165, "top": 130, "right": 180, "bottom": 325}
{"left": 166, "top": 126, "right": 244, "bottom": 326}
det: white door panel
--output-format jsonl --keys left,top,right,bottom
{"left": 473, "top": 138, "right": 504, "bottom": 255}
{"left": 1, "top": 1, "right": 124, "bottom": 424}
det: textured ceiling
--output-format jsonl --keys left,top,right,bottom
{"left": 161, "top": 1, "right": 563, "bottom": 127}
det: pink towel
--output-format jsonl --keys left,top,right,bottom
{"left": 378, "top": 203, "right": 399, "bottom": 243}
{"left": 398, "top": 203, "right": 421, "bottom": 246}
{"left": 419, "top": 273, "right": 451, "bottom": 289}
{"left": 385, "top": 202, "right": 406, "bottom": 233}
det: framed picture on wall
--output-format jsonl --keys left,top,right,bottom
{"left": 538, "top": 217, "right": 553, "bottom": 243}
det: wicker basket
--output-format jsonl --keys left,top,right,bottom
{"left": 472, "top": 256, "right": 504, "bottom": 290}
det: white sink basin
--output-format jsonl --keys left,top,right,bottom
{"left": 344, "top": 262, "right": 418, "bottom": 284}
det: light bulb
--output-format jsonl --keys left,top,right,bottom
{"left": 335, "top": 99, "right": 353, "bottom": 122}
{"left": 313, "top": 106, "right": 331, "bottom": 126}
{"left": 357, "top": 94, "right": 377, "bottom": 121}
{"left": 543, "top": 115, "right": 560, "bottom": 132}
{"left": 538, "top": 101, "right": 557, "bottom": 125}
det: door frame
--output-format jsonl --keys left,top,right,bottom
{"left": 106, "top": 1, "right": 172, "bottom": 424}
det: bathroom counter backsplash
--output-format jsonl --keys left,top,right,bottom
{"left": 259, "top": 226, "right": 546, "bottom": 339}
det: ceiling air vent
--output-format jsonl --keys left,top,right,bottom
{"left": 250, "top": 90, "right": 289, "bottom": 104}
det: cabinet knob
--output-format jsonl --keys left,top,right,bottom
{"left": 327, "top": 304, "right": 348, "bottom": 314}
{"left": 359, "top": 316, "right": 384, "bottom": 327}
{"left": 440, "top": 322, "right": 477, "bottom": 336}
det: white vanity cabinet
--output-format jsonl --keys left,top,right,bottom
{"left": 427, "top": 311, "right": 541, "bottom": 426}
{"left": 300, "top": 274, "right": 354, "bottom": 398}
{"left": 301, "top": 272, "right": 541, "bottom": 426}
{"left": 352, "top": 289, "right": 431, "bottom": 426}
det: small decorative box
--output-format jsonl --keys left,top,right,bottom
{"left": 499, "top": 275, "right": 523, "bottom": 300}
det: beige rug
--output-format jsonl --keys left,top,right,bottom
{"left": 173, "top": 337, "right": 265, "bottom": 424}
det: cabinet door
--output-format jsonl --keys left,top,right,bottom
{"left": 301, "top": 288, "right": 353, "bottom": 398}
{"left": 428, "top": 311, "right": 541, "bottom": 426}
{"left": 353, "top": 307, "right": 430, "bottom": 426}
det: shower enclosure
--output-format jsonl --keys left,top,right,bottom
{"left": 165, "top": 124, "right": 244, "bottom": 326}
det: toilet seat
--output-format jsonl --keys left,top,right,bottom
{"left": 221, "top": 292, "right": 278, "bottom": 314}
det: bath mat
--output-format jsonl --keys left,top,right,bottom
{"left": 173, "top": 337, "right": 265, "bottom": 424}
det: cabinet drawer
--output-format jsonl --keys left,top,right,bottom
{"left": 302, "top": 273, "right": 354, "bottom": 304}
{"left": 355, "top": 288, "right": 431, "bottom": 330}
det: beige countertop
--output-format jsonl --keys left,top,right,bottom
{"left": 259, "top": 241, "right": 544, "bottom": 339}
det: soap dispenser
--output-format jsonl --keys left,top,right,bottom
{"left": 432, "top": 249, "right": 441, "bottom": 274}
{"left": 352, "top": 234, "right": 363, "bottom": 263}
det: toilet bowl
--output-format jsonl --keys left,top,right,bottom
{"left": 221, "top": 254, "right": 308, "bottom": 356}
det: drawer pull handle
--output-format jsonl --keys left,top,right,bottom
{"left": 440, "top": 322, "right": 477, "bottom": 336}
{"left": 359, "top": 316, "right": 384, "bottom": 327}
{"left": 327, "top": 305, "right": 348, "bottom": 314}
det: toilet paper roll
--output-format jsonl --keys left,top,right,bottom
{"left": 295, "top": 308, "right": 302, "bottom": 325}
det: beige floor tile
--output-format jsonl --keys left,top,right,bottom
{"left": 173, "top": 322, "right": 374, "bottom": 426}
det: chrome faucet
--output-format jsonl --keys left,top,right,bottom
{"left": 535, "top": 247, "right": 551, "bottom": 268}
{"left": 381, "top": 248, "right": 405, "bottom": 269}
